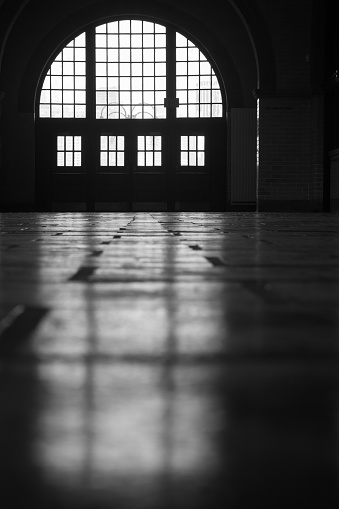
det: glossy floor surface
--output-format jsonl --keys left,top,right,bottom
{"left": 1, "top": 211, "right": 339, "bottom": 508}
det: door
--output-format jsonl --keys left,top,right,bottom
{"left": 94, "top": 122, "right": 168, "bottom": 211}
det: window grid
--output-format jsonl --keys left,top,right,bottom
{"left": 40, "top": 34, "right": 86, "bottom": 118}
{"left": 176, "top": 33, "right": 222, "bottom": 118}
{"left": 180, "top": 135, "right": 205, "bottom": 166}
{"left": 95, "top": 20, "right": 167, "bottom": 120}
{"left": 137, "top": 136, "right": 162, "bottom": 166}
{"left": 100, "top": 135, "right": 125, "bottom": 166}
{"left": 57, "top": 136, "right": 82, "bottom": 166}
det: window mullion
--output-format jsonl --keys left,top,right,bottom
{"left": 166, "top": 26, "right": 176, "bottom": 120}
{"left": 86, "top": 27, "right": 96, "bottom": 121}
{"left": 86, "top": 27, "right": 96, "bottom": 210}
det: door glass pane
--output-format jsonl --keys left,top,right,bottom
{"left": 180, "top": 135, "right": 205, "bottom": 166}
{"left": 137, "top": 136, "right": 162, "bottom": 167}
{"left": 100, "top": 135, "right": 125, "bottom": 167}
{"left": 95, "top": 21, "right": 167, "bottom": 119}
{"left": 57, "top": 135, "right": 82, "bottom": 167}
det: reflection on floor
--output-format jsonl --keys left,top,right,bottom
{"left": 0, "top": 211, "right": 339, "bottom": 508}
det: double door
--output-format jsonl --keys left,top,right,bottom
{"left": 35, "top": 118, "right": 226, "bottom": 211}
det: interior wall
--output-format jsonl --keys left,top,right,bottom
{"left": 0, "top": 0, "right": 326, "bottom": 212}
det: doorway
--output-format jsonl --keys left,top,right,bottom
{"left": 35, "top": 19, "right": 227, "bottom": 211}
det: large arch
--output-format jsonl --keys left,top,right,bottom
{"left": 34, "top": 14, "right": 228, "bottom": 211}
{"left": 1, "top": 0, "right": 268, "bottom": 211}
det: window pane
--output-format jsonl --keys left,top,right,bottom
{"left": 177, "top": 104, "right": 187, "bottom": 117}
{"left": 101, "top": 136, "right": 107, "bottom": 150}
{"left": 51, "top": 76, "right": 62, "bottom": 88}
{"left": 63, "top": 77, "right": 74, "bottom": 89}
{"left": 40, "top": 90, "right": 50, "bottom": 103}
{"left": 131, "top": 20, "right": 142, "bottom": 33}
{"left": 51, "top": 90, "right": 62, "bottom": 103}
{"left": 144, "top": 35, "right": 154, "bottom": 47}
{"left": 66, "top": 152, "right": 73, "bottom": 166}
{"left": 146, "top": 136, "right": 153, "bottom": 150}
{"left": 51, "top": 105, "right": 62, "bottom": 117}
{"left": 75, "top": 105, "right": 86, "bottom": 118}
{"left": 117, "top": 136, "right": 125, "bottom": 150}
{"left": 154, "top": 152, "right": 162, "bottom": 166}
{"left": 143, "top": 21, "right": 154, "bottom": 33}
{"left": 74, "top": 152, "right": 82, "bottom": 166}
{"left": 51, "top": 62, "right": 62, "bottom": 75}
{"left": 181, "top": 152, "right": 188, "bottom": 166}
{"left": 198, "top": 152, "right": 205, "bottom": 166}
{"left": 66, "top": 137, "right": 73, "bottom": 150}
{"left": 138, "top": 137, "right": 145, "bottom": 151}
{"left": 64, "top": 105, "right": 74, "bottom": 117}
{"left": 57, "top": 136, "right": 64, "bottom": 150}
{"left": 101, "top": 152, "right": 107, "bottom": 166}
{"left": 64, "top": 91, "right": 74, "bottom": 103}
{"left": 63, "top": 47, "right": 74, "bottom": 61}
{"left": 75, "top": 33, "right": 86, "bottom": 46}
{"left": 155, "top": 34, "right": 166, "bottom": 47}
{"left": 117, "top": 152, "right": 124, "bottom": 166}
{"left": 63, "top": 62, "right": 74, "bottom": 75}
{"left": 176, "top": 33, "right": 187, "bottom": 46}
{"left": 74, "top": 136, "right": 82, "bottom": 150}
{"left": 75, "top": 48, "right": 86, "bottom": 61}
{"left": 57, "top": 153, "right": 64, "bottom": 166}
{"left": 197, "top": 136, "right": 205, "bottom": 150}
{"left": 155, "top": 105, "right": 166, "bottom": 118}
{"left": 189, "top": 152, "right": 196, "bottom": 166}
{"left": 138, "top": 153, "right": 145, "bottom": 166}
{"left": 181, "top": 136, "right": 188, "bottom": 150}
{"left": 42, "top": 76, "right": 51, "bottom": 89}
{"left": 131, "top": 34, "right": 143, "bottom": 48}
{"left": 155, "top": 49, "right": 166, "bottom": 61}
{"left": 189, "top": 136, "right": 196, "bottom": 150}
{"left": 120, "top": 20, "right": 130, "bottom": 32}
{"left": 75, "top": 91, "right": 86, "bottom": 103}
{"left": 155, "top": 77, "right": 166, "bottom": 90}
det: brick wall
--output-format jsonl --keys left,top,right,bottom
{"left": 257, "top": 95, "right": 323, "bottom": 211}
{"left": 255, "top": 0, "right": 324, "bottom": 211}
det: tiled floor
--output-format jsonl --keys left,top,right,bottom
{"left": 1, "top": 211, "right": 339, "bottom": 508}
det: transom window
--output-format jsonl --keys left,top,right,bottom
{"left": 38, "top": 20, "right": 223, "bottom": 119}
{"left": 96, "top": 20, "right": 167, "bottom": 120}
{"left": 40, "top": 34, "right": 86, "bottom": 119}
{"left": 176, "top": 35, "right": 222, "bottom": 118}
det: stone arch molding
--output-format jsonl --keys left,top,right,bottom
{"left": 17, "top": 0, "right": 260, "bottom": 113}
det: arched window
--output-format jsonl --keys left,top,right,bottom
{"left": 39, "top": 21, "right": 222, "bottom": 120}
{"left": 36, "top": 18, "right": 226, "bottom": 211}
